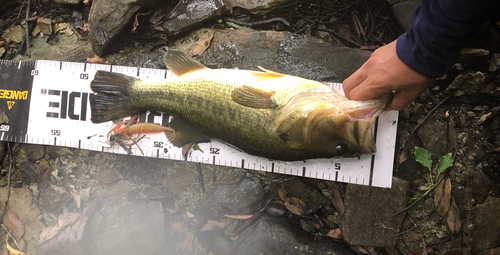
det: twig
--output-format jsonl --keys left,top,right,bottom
{"left": 316, "top": 27, "right": 362, "bottom": 47}
{"left": 408, "top": 216, "right": 428, "bottom": 255}
{"left": 0, "top": 143, "right": 13, "bottom": 224}
{"left": 224, "top": 17, "right": 290, "bottom": 28}
{"left": 25, "top": 0, "right": 31, "bottom": 57}
{"left": 397, "top": 95, "right": 450, "bottom": 168}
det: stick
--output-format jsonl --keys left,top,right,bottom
{"left": 25, "top": 0, "right": 31, "bottom": 58}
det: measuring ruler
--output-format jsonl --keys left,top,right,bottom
{"left": 0, "top": 59, "right": 398, "bottom": 188}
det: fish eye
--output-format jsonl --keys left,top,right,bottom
{"left": 109, "top": 135, "right": 115, "bottom": 142}
{"left": 336, "top": 144, "right": 348, "bottom": 156}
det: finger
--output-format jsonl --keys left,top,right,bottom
{"left": 389, "top": 89, "right": 423, "bottom": 110}
{"left": 348, "top": 79, "right": 389, "bottom": 101}
{"left": 342, "top": 68, "right": 367, "bottom": 98}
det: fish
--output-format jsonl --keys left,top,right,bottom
{"left": 90, "top": 49, "right": 390, "bottom": 161}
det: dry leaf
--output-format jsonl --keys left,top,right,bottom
{"left": 180, "top": 231, "right": 193, "bottom": 253}
{"left": 200, "top": 220, "right": 229, "bottom": 232}
{"left": 38, "top": 205, "right": 96, "bottom": 254}
{"left": 171, "top": 222, "right": 188, "bottom": 232}
{"left": 83, "top": 0, "right": 91, "bottom": 4}
{"left": 224, "top": 214, "right": 253, "bottom": 220}
{"left": 132, "top": 15, "right": 139, "bottom": 32}
{"left": 191, "top": 32, "right": 214, "bottom": 57}
{"left": 327, "top": 228, "right": 343, "bottom": 239}
{"left": 87, "top": 55, "right": 108, "bottom": 64}
{"left": 285, "top": 197, "right": 308, "bottom": 216}
{"left": 331, "top": 185, "right": 344, "bottom": 216}
{"left": 278, "top": 185, "right": 287, "bottom": 201}
{"left": 300, "top": 220, "right": 319, "bottom": 233}
{"left": 5, "top": 235, "right": 24, "bottom": 255}
{"left": 357, "top": 246, "right": 369, "bottom": 254}
{"left": 6, "top": 211, "right": 25, "bottom": 241}
{"left": 66, "top": 186, "right": 81, "bottom": 208}
{"left": 434, "top": 176, "right": 451, "bottom": 217}
{"left": 447, "top": 198, "right": 461, "bottom": 234}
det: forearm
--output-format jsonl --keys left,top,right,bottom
{"left": 396, "top": 0, "right": 500, "bottom": 78}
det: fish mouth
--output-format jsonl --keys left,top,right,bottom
{"left": 343, "top": 94, "right": 391, "bottom": 154}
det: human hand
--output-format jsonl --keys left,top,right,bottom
{"left": 343, "top": 40, "right": 435, "bottom": 110}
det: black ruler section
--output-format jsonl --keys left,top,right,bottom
{"left": 0, "top": 60, "right": 36, "bottom": 139}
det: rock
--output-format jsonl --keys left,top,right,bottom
{"left": 208, "top": 214, "right": 357, "bottom": 255}
{"left": 227, "top": 0, "right": 298, "bottom": 14}
{"left": 36, "top": 17, "right": 53, "bottom": 37}
{"left": 105, "top": 47, "right": 166, "bottom": 69}
{"left": 445, "top": 71, "right": 486, "bottom": 97}
{"left": 0, "top": 187, "right": 45, "bottom": 255}
{"left": 89, "top": 0, "right": 160, "bottom": 56}
{"left": 457, "top": 48, "right": 490, "bottom": 69}
{"left": 472, "top": 197, "right": 500, "bottom": 254}
{"left": 171, "top": 28, "right": 371, "bottom": 82}
{"left": 96, "top": 168, "right": 123, "bottom": 185}
{"left": 416, "top": 116, "right": 449, "bottom": 157}
{"left": 40, "top": 184, "right": 72, "bottom": 212}
{"left": 6, "top": 25, "right": 25, "bottom": 44}
{"left": 21, "top": 144, "right": 45, "bottom": 161}
{"left": 197, "top": 171, "right": 263, "bottom": 213}
{"left": 341, "top": 177, "right": 409, "bottom": 247}
{"left": 89, "top": 200, "right": 164, "bottom": 255}
{"left": 390, "top": 0, "right": 420, "bottom": 31}
{"left": 162, "top": 0, "right": 229, "bottom": 37}
{"left": 268, "top": 176, "right": 332, "bottom": 211}
{"left": 478, "top": 247, "right": 500, "bottom": 255}
{"left": 53, "top": 0, "right": 80, "bottom": 4}
{"left": 13, "top": 34, "right": 93, "bottom": 62}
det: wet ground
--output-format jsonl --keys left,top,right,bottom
{"left": 1, "top": 0, "right": 500, "bottom": 255}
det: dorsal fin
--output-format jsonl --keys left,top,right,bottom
{"left": 163, "top": 49, "right": 208, "bottom": 76}
{"left": 250, "top": 66, "right": 287, "bottom": 81}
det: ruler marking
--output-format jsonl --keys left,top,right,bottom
{"left": 369, "top": 118, "right": 379, "bottom": 186}
{"left": 78, "top": 140, "right": 81, "bottom": 149}
{"left": 271, "top": 163, "right": 274, "bottom": 173}
{"left": 302, "top": 167, "right": 306, "bottom": 177}
{"left": 1, "top": 132, "right": 4, "bottom": 140}
{"left": 54, "top": 137, "right": 56, "bottom": 146}
{"left": 84, "top": 63, "right": 87, "bottom": 72}
{"left": 59, "top": 61, "right": 62, "bottom": 70}
{"left": 241, "top": 159, "right": 244, "bottom": 169}
{"left": 48, "top": 89, "right": 60, "bottom": 95}
{"left": 156, "top": 149, "right": 159, "bottom": 158}
{"left": 212, "top": 156, "right": 216, "bottom": 164}
{"left": 137, "top": 68, "right": 140, "bottom": 76}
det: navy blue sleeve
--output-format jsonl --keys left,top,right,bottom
{"left": 396, "top": 0, "right": 500, "bottom": 78}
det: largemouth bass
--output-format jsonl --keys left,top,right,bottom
{"left": 90, "top": 50, "right": 390, "bottom": 161}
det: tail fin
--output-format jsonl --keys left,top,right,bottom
{"left": 90, "top": 71, "right": 139, "bottom": 123}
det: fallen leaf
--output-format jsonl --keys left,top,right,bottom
{"left": 87, "top": 55, "right": 108, "bottom": 64}
{"left": 5, "top": 211, "right": 25, "bottom": 241}
{"left": 38, "top": 204, "right": 96, "bottom": 255}
{"left": 327, "top": 228, "right": 342, "bottom": 239}
{"left": 278, "top": 185, "right": 287, "bottom": 201}
{"left": 285, "top": 197, "right": 308, "bottom": 216}
{"left": 434, "top": 176, "right": 451, "bottom": 217}
{"left": 66, "top": 186, "right": 81, "bottom": 208}
{"left": 200, "top": 220, "right": 230, "bottom": 232}
{"left": 132, "top": 15, "right": 139, "bottom": 32}
{"left": 300, "top": 220, "right": 319, "bottom": 233}
{"left": 83, "top": 0, "right": 91, "bottom": 4}
{"left": 224, "top": 214, "right": 253, "bottom": 220}
{"left": 180, "top": 231, "right": 193, "bottom": 253}
{"left": 5, "top": 234, "right": 24, "bottom": 255}
{"left": 171, "top": 222, "right": 188, "bottom": 232}
{"left": 447, "top": 197, "right": 461, "bottom": 234}
{"left": 331, "top": 185, "right": 344, "bottom": 216}
{"left": 191, "top": 32, "right": 214, "bottom": 57}
{"left": 357, "top": 246, "right": 369, "bottom": 254}
{"left": 75, "top": 22, "right": 90, "bottom": 32}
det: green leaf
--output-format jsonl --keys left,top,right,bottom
{"left": 437, "top": 153, "right": 453, "bottom": 174}
{"left": 415, "top": 147, "right": 432, "bottom": 170}
{"left": 407, "top": 194, "right": 424, "bottom": 212}
{"left": 193, "top": 144, "right": 204, "bottom": 153}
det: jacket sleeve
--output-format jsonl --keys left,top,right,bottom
{"left": 396, "top": 0, "right": 500, "bottom": 78}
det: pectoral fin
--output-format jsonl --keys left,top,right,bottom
{"left": 165, "top": 118, "right": 210, "bottom": 147}
{"left": 231, "top": 85, "right": 277, "bottom": 109}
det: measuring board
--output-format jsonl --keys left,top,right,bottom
{"left": 0, "top": 59, "right": 398, "bottom": 188}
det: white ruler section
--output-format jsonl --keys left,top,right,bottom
{"left": 19, "top": 60, "right": 398, "bottom": 188}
